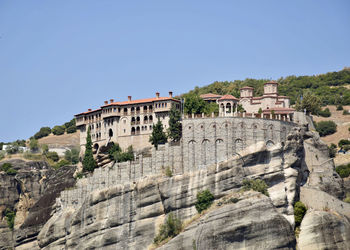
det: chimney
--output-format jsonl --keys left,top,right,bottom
{"left": 88, "top": 109, "right": 92, "bottom": 111}
{"left": 110, "top": 99, "right": 114, "bottom": 103}
{"left": 156, "top": 92, "right": 160, "bottom": 99}
{"left": 104, "top": 101, "right": 108, "bottom": 105}
{"left": 128, "top": 96, "right": 132, "bottom": 101}
{"left": 169, "top": 91, "right": 173, "bottom": 98}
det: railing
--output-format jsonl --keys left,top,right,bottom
{"left": 183, "top": 112, "right": 293, "bottom": 122}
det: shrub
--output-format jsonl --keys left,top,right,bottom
{"left": 111, "top": 145, "right": 134, "bottom": 163}
{"left": 53, "top": 159, "right": 70, "bottom": 169}
{"left": 0, "top": 151, "right": 5, "bottom": 160}
{"left": 41, "top": 144, "right": 49, "bottom": 155}
{"left": 46, "top": 151, "right": 59, "bottom": 162}
{"left": 343, "top": 110, "right": 350, "bottom": 115}
{"left": 335, "top": 164, "right": 350, "bottom": 178}
{"left": 75, "top": 172, "right": 84, "bottom": 179}
{"left": 52, "top": 125, "right": 65, "bottom": 136}
{"left": 64, "top": 148, "right": 79, "bottom": 164}
{"left": 5, "top": 144, "right": 21, "bottom": 154}
{"left": 344, "top": 193, "right": 350, "bottom": 203}
{"left": 343, "top": 145, "right": 350, "bottom": 152}
{"left": 29, "top": 138, "right": 39, "bottom": 152}
{"left": 294, "top": 201, "right": 307, "bottom": 227}
{"left": 318, "top": 108, "right": 331, "bottom": 117}
{"left": 337, "top": 104, "right": 343, "bottom": 111}
{"left": 315, "top": 121, "right": 337, "bottom": 137}
{"left": 34, "top": 127, "right": 51, "bottom": 139}
{"left": 195, "top": 190, "right": 214, "bottom": 213}
{"left": 242, "top": 179, "right": 269, "bottom": 196}
{"left": 328, "top": 143, "right": 337, "bottom": 158}
{"left": 1, "top": 163, "right": 17, "bottom": 175}
{"left": 165, "top": 167, "right": 173, "bottom": 177}
{"left": 23, "top": 152, "right": 43, "bottom": 161}
{"left": 338, "top": 139, "right": 350, "bottom": 148}
{"left": 66, "top": 125, "right": 77, "bottom": 134}
{"left": 5, "top": 208, "right": 15, "bottom": 230}
{"left": 153, "top": 212, "right": 182, "bottom": 245}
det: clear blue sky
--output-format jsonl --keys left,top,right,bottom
{"left": 0, "top": 0, "right": 349, "bottom": 142}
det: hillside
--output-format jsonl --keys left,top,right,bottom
{"left": 37, "top": 131, "right": 80, "bottom": 149}
{"left": 184, "top": 68, "right": 350, "bottom": 105}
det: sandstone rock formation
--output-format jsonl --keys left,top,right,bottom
{"left": 159, "top": 192, "right": 296, "bottom": 250}
{"left": 0, "top": 160, "right": 76, "bottom": 249}
{"left": 298, "top": 210, "right": 350, "bottom": 249}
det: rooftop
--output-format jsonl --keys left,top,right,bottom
{"left": 200, "top": 93, "right": 222, "bottom": 98}
{"left": 218, "top": 94, "right": 239, "bottom": 101}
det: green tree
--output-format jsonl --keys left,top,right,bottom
{"left": 34, "top": 127, "right": 51, "bottom": 139}
{"left": 82, "top": 128, "right": 97, "bottom": 172}
{"left": 328, "top": 143, "right": 337, "bottom": 158}
{"left": 168, "top": 106, "right": 182, "bottom": 142}
{"left": 64, "top": 148, "right": 79, "bottom": 164}
{"left": 242, "top": 179, "right": 269, "bottom": 196}
{"left": 149, "top": 120, "right": 167, "bottom": 149}
{"left": 29, "top": 138, "right": 39, "bottom": 152}
{"left": 153, "top": 212, "right": 182, "bottom": 245}
{"left": 294, "top": 201, "right": 307, "bottom": 227}
{"left": 46, "top": 151, "right": 59, "bottom": 162}
{"left": 315, "top": 121, "right": 337, "bottom": 137}
{"left": 195, "top": 189, "right": 214, "bottom": 213}
{"left": 41, "top": 144, "right": 49, "bottom": 155}
{"left": 295, "top": 91, "right": 321, "bottom": 115}
{"left": 52, "top": 125, "right": 65, "bottom": 135}
{"left": 183, "top": 93, "right": 206, "bottom": 115}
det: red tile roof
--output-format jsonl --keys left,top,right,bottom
{"left": 200, "top": 93, "right": 222, "bottom": 98}
{"left": 264, "top": 81, "right": 278, "bottom": 85}
{"left": 102, "top": 97, "right": 180, "bottom": 107}
{"left": 75, "top": 108, "right": 102, "bottom": 116}
{"left": 218, "top": 94, "right": 239, "bottom": 101}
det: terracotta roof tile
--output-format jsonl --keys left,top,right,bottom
{"left": 218, "top": 94, "right": 239, "bottom": 101}
{"left": 102, "top": 97, "right": 180, "bottom": 107}
{"left": 200, "top": 93, "right": 222, "bottom": 98}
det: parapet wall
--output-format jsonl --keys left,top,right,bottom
{"left": 57, "top": 116, "right": 297, "bottom": 210}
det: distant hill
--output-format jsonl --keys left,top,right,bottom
{"left": 38, "top": 131, "right": 80, "bottom": 149}
{"left": 183, "top": 67, "right": 350, "bottom": 105}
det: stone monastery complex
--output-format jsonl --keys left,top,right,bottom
{"left": 75, "top": 81, "right": 296, "bottom": 152}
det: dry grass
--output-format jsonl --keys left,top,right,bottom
{"left": 313, "top": 105, "right": 350, "bottom": 166}
{"left": 38, "top": 132, "right": 80, "bottom": 148}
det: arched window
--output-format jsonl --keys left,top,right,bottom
{"left": 226, "top": 103, "right": 231, "bottom": 113}
{"left": 131, "top": 127, "right": 136, "bottom": 135}
{"left": 136, "top": 126, "right": 140, "bottom": 134}
{"left": 144, "top": 116, "right": 148, "bottom": 123}
{"left": 136, "top": 106, "right": 140, "bottom": 114}
{"left": 149, "top": 105, "right": 153, "bottom": 111}
{"left": 143, "top": 106, "right": 148, "bottom": 113}
{"left": 131, "top": 117, "right": 136, "bottom": 125}
{"left": 109, "top": 129, "right": 113, "bottom": 137}
{"left": 149, "top": 115, "right": 153, "bottom": 122}
{"left": 136, "top": 116, "right": 140, "bottom": 124}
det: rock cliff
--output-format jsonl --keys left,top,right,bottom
{"left": 0, "top": 160, "right": 76, "bottom": 250}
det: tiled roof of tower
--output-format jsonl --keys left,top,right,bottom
{"left": 102, "top": 97, "right": 180, "bottom": 107}
{"left": 240, "top": 86, "right": 254, "bottom": 90}
{"left": 218, "top": 94, "right": 239, "bottom": 101}
{"left": 264, "top": 81, "right": 278, "bottom": 85}
{"left": 200, "top": 93, "right": 222, "bottom": 98}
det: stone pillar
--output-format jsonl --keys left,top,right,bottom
{"left": 192, "top": 113, "right": 194, "bottom": 119}
{"left": 212, "top": 112, "right": 214, "bottom": 118}
{"left": 202, "top": 113, "right": 205, "bottom": 118}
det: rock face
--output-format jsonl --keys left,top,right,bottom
{"left": 298, "top": 210, "right": 350, "bottom": 249}
{"left": 0, "top": 160, "right": 76, "bottom": 250}
{"left": 159, "top": 192, "right": 296, "bottom": 250}
{"left": 38, "top": 128, "right": 304, "bottom": 249}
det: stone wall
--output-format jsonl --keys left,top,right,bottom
{"left": 57, "top": 116, "right": 297, "bottom": 210}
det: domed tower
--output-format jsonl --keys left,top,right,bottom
{"left": 240, "top": 86, "right": 254, "bottom": 98}
{"left": 263, "top": 81, "right": 278, "bottom": 96}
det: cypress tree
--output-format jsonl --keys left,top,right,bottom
{"left": 168, "top": 106, "right": 182, "bottom": 142}
{"left": 82, "top": 128, "right": 97, "bottom": 172}
{"left": 149, "top": 119, "right": 167, "bottom": 149}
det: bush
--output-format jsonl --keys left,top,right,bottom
{"left": 46, "top": 151, "right": 59, "bottom": 162}
{"left": 338, "top": 139, "right": 350, "bottom": 148}
{"left": 343, "top": 110, "right": 350, "bottom": 115}
{"left": 23, "top": 152, "right": 44, "bottom": 161}
{"left": 328, "top": 143, "right": 337, "bottom": 158}
{"left": 75, "top": 172, "right": 84, "bottom": 179}
{"left": 294, "top": 201, "right": 307, "bottom": 227}
{"left": 34, "top": 127, "right": 51, "bottom": 139}
{"left": 195, "top": 189, "right": 214, "bottom": 213}
{"left": 1, "top": 163, "right": 17, "bottom": 175}
{"left": 52, "top": 125, "right": 65, "bottom": 136}
{"left": 318, "top": 108, "right": 331, "bottom": 117}
{"left": 153, "top": 212, "right": 182, "bottom": 245}
{"left": 0, "top": 151, "right": 5, "bottom": 160}
{"left": 335, "top": 164, "right": 350, "bottom": 178}
{"left": 41, "top": 144, "right": 49, "bottom": 155}
{"left": 5, "top": 208, "right": 15, "bottom": 230}
{"left": 110, "top": 145, "right": 134, "bottom": 163}
{"left": 29, "top": 138, "right": 39, "bottom": 152}
{"left": 165, "top": 167, "right": 173, "bottom": 177}
{"left": 242, "top": 179, "right": 269, "bottom": 196}
{"left": 64, "top": 148, "right": 79, "bottom": 164}
{"left": 315, "top": 121, "right": 337, "bottom": 137}
{"left": 5, "top": 144, "right": 21, "bottom": 155}
{"left": 337, "top": 104, "right": 343, "bottom": 111}
{"left": 53, "top": 159, "right": 70, "bottom": 169}
{"left": 66, "top": 125, "right": 77, "bottom": 134}
{"left": 344, "top": 193, "right": 350, "bottom": 203}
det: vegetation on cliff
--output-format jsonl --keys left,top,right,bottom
{"left": 108, "top": 143, "right": 134, "bottom": 162}
{"left": 82, "top": 128, "right": 97, "bottom": 172}
{"left": 153, "top": 212, "right": 182, "bottom": 246}
{"left": 195, "top": 189, "right": 215, "bottom": 213}
{"left": 315, "top": 120, "right": 337, "bottom": 137}
{"left": 167, "top": 106, "right": 182, "bottom": 142}
{"left": 242, "top": 179, "right": 269, "bottom": 196}
{"left": 294, "top": 201, "right": 307, "bottom": 227}
{"left": 149, "top": 120, "right": 167, "bottom": 149}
